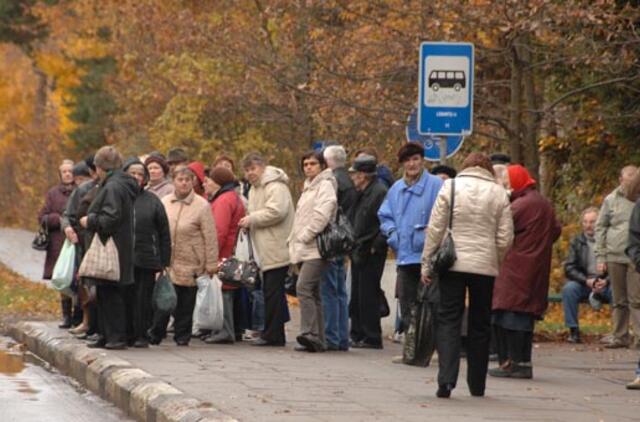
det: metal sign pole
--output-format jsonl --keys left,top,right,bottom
{"left": 439, "top": 136, "right": 447, "bottom": 164}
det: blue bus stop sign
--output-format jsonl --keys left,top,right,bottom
{"left": 418, "top": 42, "right": 474, "bottom": 136}
{"left": 406, "top": 110, "right": 464, "bottom": 162}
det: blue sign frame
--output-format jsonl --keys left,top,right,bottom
{"left": 418, "top": 42, "right": 474, "bottom": 136}
{"left": 406, "top": 110, "right": 464, "bottom": 162}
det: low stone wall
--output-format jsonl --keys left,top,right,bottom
{"left": 9, "top": 321, "right": 235, "bottom": 422}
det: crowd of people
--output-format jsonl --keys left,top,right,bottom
{"left": 36, "top": 142, "right": 640, "bottom": 399}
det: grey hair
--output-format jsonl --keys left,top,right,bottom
{"left": 59, "top": 159, "right": 74, "bottom": 170}
{"left": 241, "top": 152, "right": 267, "bottom": 169}
{"left": 581, "top": 206, "right": 599, "bottom": 220}
{"left": 323, "top": 145, "right": 347, "bottom": 168}
{"left": 172, "top": 164, "right": 195, "bottom": 180}
{"left": 94, "top": 146, "right": 123, "bottom": 171}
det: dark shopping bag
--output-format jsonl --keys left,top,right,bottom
{"left": 152, "top": 271, "right": 177, "bottom": 314}
{"left": 402, "top": 281, "right": 439, "bottom": 367}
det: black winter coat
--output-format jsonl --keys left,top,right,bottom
{"left": 626, "top": 200, "right": 640, "bottom": 273}
{"left": 351, "top": 179, "right": 388, "bottom": 262}
{"left": 564, "top": 233, "right": 602, "bottom": 285}
{"left": 86, "top": 170, "right": 138, "bottom": 285}
{"left": 133, "top": 190, "right": 171, "bottom": 270}
{"left": 334, "top": 167, "right": 358, "bottom": 219}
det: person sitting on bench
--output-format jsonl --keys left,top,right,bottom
{"left": 562, "top": 206, "right": 612, "bottom": 343}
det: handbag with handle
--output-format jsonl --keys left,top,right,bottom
{"left": 217, "top": 230, "right": 260, "bottom": 290}
{"left": 78, "top": 234, "right": 121, "bottom": 282}
{"left": 32, "top": 219, "right": 49, "bottom": 251}
{"left": 316, "top": 207, "right": 355, "bottom": 260}
{"left": 430, "top": 179, "right": 457, "bottom": 276}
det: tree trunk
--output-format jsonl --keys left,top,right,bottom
{"left": 520, "top": 34, "right": 541, "bottom": 182}
{"left": 509, "top": 37, "right": 523, "bottom": 164}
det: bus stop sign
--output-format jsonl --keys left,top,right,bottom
{"left": 418, "top": 42, "right": 474, "bottom": 136}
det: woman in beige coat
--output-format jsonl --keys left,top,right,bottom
{"left": 421, "top": 152, "right": 513, "bottom": 399}
{"left": 149, "top": 165, "right": 218, "bottom": 346}
{"left": 290, "top": 150, "right": 337, "bottom": 352}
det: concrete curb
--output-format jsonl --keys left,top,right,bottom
{"left": 9, "top": 321, "right": 236, "bottom": 422}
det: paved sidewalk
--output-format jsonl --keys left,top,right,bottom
{"left": 23, "top": 320, "right": 640, "bottom": 422}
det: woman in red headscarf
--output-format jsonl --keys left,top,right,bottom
{"left": 489, "top": 165, "right": 561, "bottom": 379}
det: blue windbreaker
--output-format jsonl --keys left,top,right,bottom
{"left": 377, "top": 171, "right": 444, "bottom": 266}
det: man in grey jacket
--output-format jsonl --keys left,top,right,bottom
{"left": 596, "top": 165, "right": 640, "bottom": 348}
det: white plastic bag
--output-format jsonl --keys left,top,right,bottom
{"left": 193, "top": 274, "right": 224, "bottom": 331}
{"left": 52, "top": 239, "right": 75, "bottom": 297}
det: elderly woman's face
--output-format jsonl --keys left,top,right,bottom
{"left": 147, "top": 162, "right": 165, "bottom": 183}
{"left": 174, "top": 172, "right": 194, "bottom": 197}
{"left": 60, "top": 163, "right": 74, "bottom": 185}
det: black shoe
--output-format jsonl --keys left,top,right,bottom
{"left": 351, "top": 341, "right": 383, "bottom": 350}
{"left": 105, "top": 342, "right": 127, "bottom": 350}
{"left": 75, "top": 333, "right": 89, "bottom": 340}
{"left": 86, "top": 338, "right": 106, "bottom": 348}
{"left": 252, "top": 338, "right": 285, "bottom": 347}
{"left": 86, "top": 333, "right": 101, "bottom": 342}
{"left": 436, "top": 384, "right": 454, "bottom": 398}
{"left": 296, "top": 335, "right": 325, "bottom": 353}
{"left": 175, "top": 339, "right": 189, "bottom": 346}
{"left": 133, "top": 339, "right": 149, "bottom": 348}
{"left": 58, "top": 318, "right": 72, "bottom": 329}
{"left": 567, "top": 327, "right": 581, "bottom": 344}
{"left": 203, "top": 334, "right": 234, "bottom": 344}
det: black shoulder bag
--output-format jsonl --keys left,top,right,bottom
{"left": 429, "top": 179, "right": 457, "bottom": 275}
{"left": 217, "top": 229, "right": 260, "bottom": 291}
{"left": 316, "top": 207, "right": 355, "bottom": 260}
{"left": 32, "top": 219, "right": 50, "bottom": 251}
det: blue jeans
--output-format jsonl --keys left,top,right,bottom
{"left": 562, "top": 280, "right": 612, "bottom": 328}
{"left": 251, "top": 288, "right": 265, "bottom": 331}
{"left": 320, "top": 258, "right": 349, "bottom": 349}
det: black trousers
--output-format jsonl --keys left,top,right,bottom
{"left": 96, "top": 283, "right": 130, "bottom": 344}
{"left": 494, "top": 325, "right": 533, "bottom": 364}
{"left": 436, "top": 271, "right": 494, "bottom": 393}
{"left": 397, "top": 264, "right": 422, "bottom": 334}
{"left": 261, "top": 266, "right": 288, "bottom": 345}
{"left": 133, "top": 267, "right": 156, "bottom": 342}
{"left": 350, "top": 252, "right": 387, "bottom": 346}
{"left": 151, "top": 284, "right": 197, "bottom": 344}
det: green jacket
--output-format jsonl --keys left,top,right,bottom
{"left": 595, "top": 186, "right": 635, "bottom": 264}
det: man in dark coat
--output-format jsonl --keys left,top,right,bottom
{"left": 319, "top": 145, "right": 358, "bottom": 351}
{"left": 123, "top": 158, "right": 171, "bottom": 347}
{"left": 80, "top": 146, "right": 138, "bottom": 349}
{"left": 490, "top": 165, "right": 561, "bottom": 379}
{"left": 38, "top": 159, "right": 76, "bottom": 328}
{"left": 562, "top": 207, "right": 611, "bottom": 343}
{"left": 349, "top": 155, "right": 389, "bottom": 349}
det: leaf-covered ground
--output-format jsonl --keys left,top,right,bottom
{"left": 0, "top": 263, "right": 58, "bottom": 333}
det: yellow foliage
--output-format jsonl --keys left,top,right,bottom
{"left": 0, "top": 264, "right": 58, "bottom": 323}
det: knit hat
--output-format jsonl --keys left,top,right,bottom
{"left": 507, "top": 164, "right": 536, "bottom": 193}
{"left": 210, "top": 166, "right": 236, "bottom": 186}
{"left": 187, "top": 161, "right": 206, "bottom": 184}
{"left": 213, "top": 154, "right": 236, "bottom": 171}
{"left": 397, "top": 142, "right": 424, "bottom": 163}
{"left": 144, "top": 155, "right": 169, "bottom": 176}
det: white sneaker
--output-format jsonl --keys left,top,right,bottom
{"left": 392, "top": 332, "right": 405, "bottom": 344}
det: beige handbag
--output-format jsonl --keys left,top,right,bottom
{"left": 78, "top": 234, "right": 121, "bottom": 282}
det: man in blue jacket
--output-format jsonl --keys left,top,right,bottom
{"left": 378, "top": 142, "right": 443, "bottom": 359}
